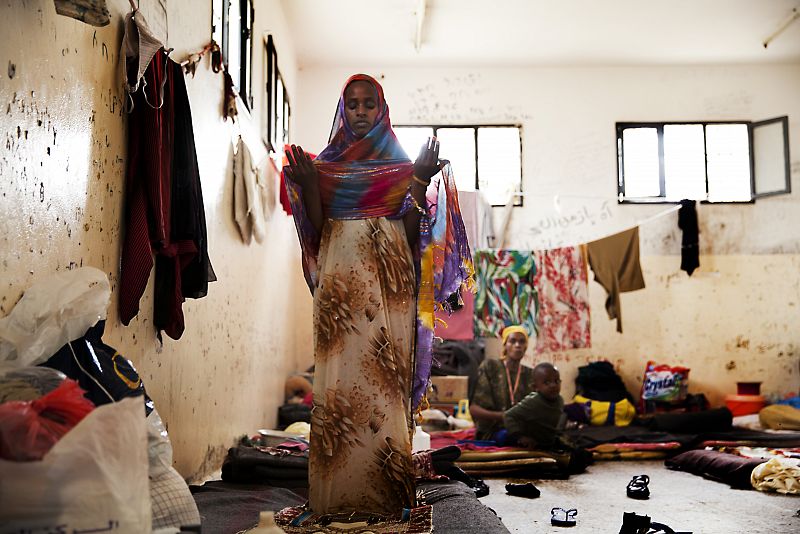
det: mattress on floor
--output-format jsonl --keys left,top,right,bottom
{"left": 190, "top": 480, "right": 508, "bottom": 534}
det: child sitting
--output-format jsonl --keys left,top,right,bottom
{"left": 503, "top": 362, "right": 565, "bottom": 449}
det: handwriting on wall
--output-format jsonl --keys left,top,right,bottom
{"left": 404, "top": 72, "right": 532, "bottom": 123}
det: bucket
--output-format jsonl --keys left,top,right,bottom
{"left": 724, "top": 394, "right": 766, "bottom": 416}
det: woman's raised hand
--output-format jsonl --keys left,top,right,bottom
{"left": 414, "top": 137, "right": 445, "bottom": 183}
{"left": 284, "top": 144, "right": 318, "bottom": 189}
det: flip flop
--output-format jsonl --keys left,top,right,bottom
{"left": 551, "top": 507, "right": 578, "bottom": 527}
{"left": 505, "top": 482, "right": 540, "bottom": 498}
{"left": 627, "top": 474, "right": 650, "bottom": 500}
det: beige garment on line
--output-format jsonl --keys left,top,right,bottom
{"left": 232, "top": 137, "right": 274, "bottom": 244}
{"left": 586, "top": 226, "right": 645, "bottom": 333}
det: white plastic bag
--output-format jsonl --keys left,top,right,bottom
{"left": 0, "top": 396, "right": 151, "bottom": 533}
{"left": 0, "top": 266, "right": 110, "bottom": 367}
{"left": 147, "top": 408, "right": 201, "bottom": 530}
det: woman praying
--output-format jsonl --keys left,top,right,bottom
{"left": 283, "top": 74, "right": 472, "bottom": 520}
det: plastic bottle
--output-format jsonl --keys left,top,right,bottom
{"left": 412, "top": 423, "right": 431, "bottom": 452}
{"left": 247, "top": 511, "right": 286, "bottom": 533}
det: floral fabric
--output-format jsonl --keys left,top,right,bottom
{"left": 532, "top": 246, "right": 590, "bottom": 353}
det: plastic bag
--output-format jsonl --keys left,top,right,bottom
{"left": 640, "top": 361, "right": 690, "bottom": 404}
{"left": 0, "top": 266, "right": 110, "bottom": 367}
{"left": 0, "top": 378, "right": 95, "bottom": 461}
{"left": 147, "top": 408, "right": 201, "bottom": 530}
{"left": 42, "top": 320, "right": 152, "bottom": 415}
{"left": 0, "top": 396, "right": 150, "bottom": 533}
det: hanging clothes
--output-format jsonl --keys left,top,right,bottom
{"left": 678, "top": 199, "right": 699, "bottom": 276}
{"left": 533, "top": 246, "right": 591, "bottom": 353}
{"left": 473, "top": 250, "right": 538, "bottom": 339}
{"left": 232, "top": 136, "right": 267, "bottom": 244}
{"left": 118, "top": 47, "right": 215, "bottom": 340}
{"left": 121, "top": 9, "right": 163, "bottom": 98}
{"left": 586, "top": 227, "right": 645, "bottom": 333}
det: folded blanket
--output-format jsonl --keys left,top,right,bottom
{"left": 751, "top": 457, "right": 800, "bottom": 494}
{"left": 221, "top": 444, "right": 308, "bottom": 486}
{"left": 665, "top": 449, "right": 764, "bottom": 489}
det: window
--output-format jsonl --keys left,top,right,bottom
{"left": 264, "top": 36, "right": 290, "bottom": 152}
{"left": 394, "top": 125, "right": 523, "bottom": 206}
{"left": 617, "top": 117, "right": 790, "bottom": 203}
{"left": 212, "top": 0, "right": 254, "bottom": 110}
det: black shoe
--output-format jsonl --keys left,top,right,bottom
{"left": 626, "top": 474, "right": 650, "bottom": 500}
{"left": 505, "top": 482, "right": 540, "bottom": 498}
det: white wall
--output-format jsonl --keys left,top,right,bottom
{"left": 0, "top": 0, "right": 307, "bottom": 481}
{"left": 295, "top": 64, "right": 800, "bottom": 405}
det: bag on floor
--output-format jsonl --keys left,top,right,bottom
{"left": 0, "top": 377, "right": 95, "bottom": 461}
{"left": 573, "top": 394, "right": 636, "bottom": 426}
{"left": 0, "top": 396, "right": 150, "bottom": 533}
{"left": 639, "top": 361, "right": 690, "bottom": 409}
{"left": 41, "top": 320, "right": 152, "bottom": 415}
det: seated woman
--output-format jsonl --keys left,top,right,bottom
{"left": 469, "top": 325, "right": 537, "bottom": 441}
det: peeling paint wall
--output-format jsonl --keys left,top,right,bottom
{"left": 296, "top": 65, "right": 800, "bottom": 406}
{"left": 0, "top": 0, "right": 307, "bottom": 481}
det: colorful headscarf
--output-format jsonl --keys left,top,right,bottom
{"left": 501, "top": 325, "right": 529, "bottom": 345}
{"left": 285, "top": 74, "right": 473, "bottom": 411}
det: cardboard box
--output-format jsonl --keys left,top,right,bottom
{"left": 430, "top": 375, "right": 468, "bottom": 403}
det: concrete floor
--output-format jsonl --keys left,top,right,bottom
{"left": 478, "top": 460, "right": 800, "bottom": 534}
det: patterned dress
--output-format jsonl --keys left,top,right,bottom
{"left": 309, "top": 217, "right": 416, "bottom": 514}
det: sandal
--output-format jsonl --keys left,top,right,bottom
{"left": 626, "top": 474, "right": 650, "bottom": 500}
{"left": 551, "top": 507, "right": 577, "bottom": 527}
{"left": 505, "top": 482, "right": 540, "bottom": 499}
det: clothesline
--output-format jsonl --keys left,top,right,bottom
{"left": 494, "top": 200, "right": 682, "bottom": 252}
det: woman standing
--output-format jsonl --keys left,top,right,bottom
{"left": 284, "top": 74, "right": 472, "bottom": 519}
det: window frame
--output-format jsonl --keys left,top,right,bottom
{"left": 263, "top": 35, "right": 290, "bottom": 152}
{"left": 214, "top": 0, "right": 254, "bottom": 111}
{"left": 393, "top": 124, "right": 524, "bottom": 207}
{"left": 616, "top": 118, "right": 791, "bottom": 204}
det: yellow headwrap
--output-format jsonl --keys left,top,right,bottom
{"left": 501, "top": 325, "right": 528, "bottom": 345}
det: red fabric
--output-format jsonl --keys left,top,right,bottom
{"left": 428, "top": 428, "right": 529, "bottom": 453}
{"left": 119, "top": 50, "right": 203, "bottom": 339}
{"left": 119, "top": 49, "right": 173, "bottom": 328}
{"left": 434, "top": 290, "right": 475, "bottom": 340}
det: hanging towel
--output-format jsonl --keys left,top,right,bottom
{"left": 587, "top": 227, "right": 645, "bottom": 333}
{"left": 678, "top": 199, "right": 699, "bottom": 276}
{"left": 533, "top": 246, "right": 591, "bottom": 353}
{"left": 232, "top": 137, "right": 267, "bottom": 244}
